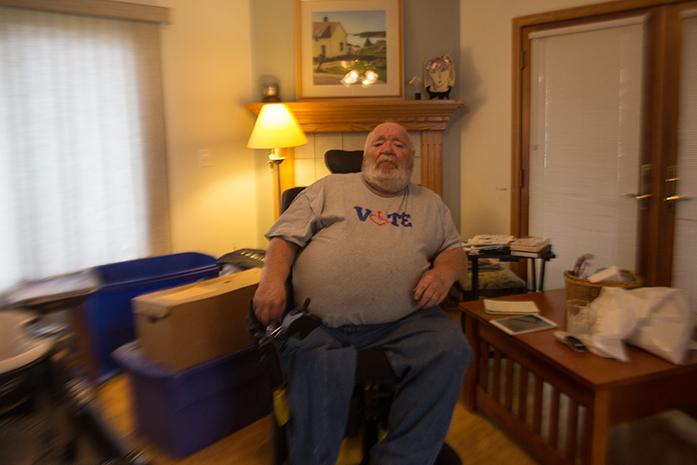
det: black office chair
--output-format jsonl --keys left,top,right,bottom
{"left": 324, "top": 149, "right": 363, "bottom": 173}
{"left": 254, "top": 149, "right": 462, "bottom": 465}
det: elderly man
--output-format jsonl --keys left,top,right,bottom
{"left": 253, "top": 122, "right": 471, "bottom": 465}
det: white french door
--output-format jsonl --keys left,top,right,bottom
{"left": 515, "top": 1, "right": 697, "bottom": 312}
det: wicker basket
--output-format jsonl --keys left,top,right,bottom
{"left": 563, "top": 270, "right": 643, "bottom": 302}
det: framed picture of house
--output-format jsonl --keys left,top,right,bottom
{"left": 296, "top": 0, "right": 403, "bottom": 99}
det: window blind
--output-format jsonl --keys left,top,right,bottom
{"left": 528, "top": 18, "right": 645, "bottom": 289}
{"left": 0, "top": 6, "right": 170, "bottom": 291}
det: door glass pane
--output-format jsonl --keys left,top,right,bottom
{"left": 672, "top": 13, "right": 697, "bottom": 311}
{"left": 528, "top": 19, "right": 645, "bottom": 289}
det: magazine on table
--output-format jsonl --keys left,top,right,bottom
{"left": 483, "top": 299, "right": 540, "bottom": 315}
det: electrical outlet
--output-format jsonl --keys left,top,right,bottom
{"left": 197, "top": 148, "right": 211, "bottom": 167}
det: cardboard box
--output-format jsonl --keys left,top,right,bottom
{"left": 133, "top": 268, "right": 261, "bottom": 372}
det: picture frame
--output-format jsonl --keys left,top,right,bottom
{"left": 296, "top": 0, "right": 403, "bottom": 99}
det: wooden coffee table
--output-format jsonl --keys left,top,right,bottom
{"left": 459, "top": 289, "right": 697, "bottom": 465}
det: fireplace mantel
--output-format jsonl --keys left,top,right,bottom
{"left": 247, "top": 99, "right": 465, "bottom": 201}
{"left": 247, "top": 99, "right": 465, "bottom": 133}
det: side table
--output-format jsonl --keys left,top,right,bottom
{"left": 460, "top": 290, "right": 697, "bottom": 465}
{"left": 468, "top": 247, "right": 555, "bottom": 300}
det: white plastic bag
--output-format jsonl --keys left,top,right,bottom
{"left": 584, "top": 286, "right": 694, "bottom": 364}
{"left": 586, "top": 287, "right": 643, "bottom": 362}
{"left": 626, "top": 287, "right": 693, "bottom": 364}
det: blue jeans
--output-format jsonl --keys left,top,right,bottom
{"left": 282, "top": 307, "right": 472, "bottom": 465}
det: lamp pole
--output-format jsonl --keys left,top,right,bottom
{"left": 269, "top": 159, "right": 283, "bottom": 218}
{"left": 269, "top": 147, "right": 289, "bottom": 217}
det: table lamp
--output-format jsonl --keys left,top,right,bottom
{"left": 247, "top": 103, "right": 307, "bottom": 216}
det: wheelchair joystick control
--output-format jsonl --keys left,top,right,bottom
{"left": 248, "top": 298, "right": 319, "bottom": 390}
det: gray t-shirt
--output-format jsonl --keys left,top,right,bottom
{"left": 266, "top": 173, "right": 462, "bottom": 327}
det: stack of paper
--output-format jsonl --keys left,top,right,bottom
{"left": 509, "top": 237, "right": 550, "bottom": 252}
{"left": 483, "top": 299, "right": 540, "bottom": 315}
{"left": 587, "top": 265, "right": 623, "bottom": 283}
{"left": 466, "top": 234, "right": 515, "bottom": 247}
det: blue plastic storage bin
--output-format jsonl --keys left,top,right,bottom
{"left": 113, "top": 342, "right": 272, "bottom": 457}
{"left": 83, "top": 252, "right": 219, "bottom": 380}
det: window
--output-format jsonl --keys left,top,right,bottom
{"left": 0, "top": 5, "right": 170, "bottom": 291}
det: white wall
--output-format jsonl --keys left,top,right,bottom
{"left": 138, "top": 0, "right": 619, "bottom": 254}
{"left": 158, "top": 0, "right": 258, "bottom": 256}
{"left": 458, "top": 0, "right": 604, "bottom": 239}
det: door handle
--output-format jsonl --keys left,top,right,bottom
{"left": 664, "top": 165, "right": 693, "bottom": 205}
{"left": 623, "top": 164, "right": 653, "bottom": 209}
{"left": 665, "top": 194, "right": 693, "bottom": 203}
{"left": 623, "top": 193, "right": 653, "bottom": 200}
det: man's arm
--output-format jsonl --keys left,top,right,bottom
{"left": 253, "top": 237, "right": 299, "bottom": 325}
{"left": 412, "top": 247, "right": 466, "bottom": 309}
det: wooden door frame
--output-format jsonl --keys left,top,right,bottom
{"left": 654, "top": 2, "right": 697, "bottom": 284}
{"left": 511, "top": 0, "right": 687, "bottom": 286}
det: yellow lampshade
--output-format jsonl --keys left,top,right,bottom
{"left": 247, "top": 103, "right": 307, "bottom": 151}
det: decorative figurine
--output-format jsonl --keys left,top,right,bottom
{"left": 423, "top": 55, "right": 455, "bottom": 100}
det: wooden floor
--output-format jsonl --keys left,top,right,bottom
{"left": 95, "top": 307, "right": 697, "bottom": 465}
{"left": 97, "top": 374, "right": 539, "bottom": 465}
{"left": 98, "top": 364, "right": 697, "bottom": 465}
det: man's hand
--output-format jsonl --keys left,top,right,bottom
{"left": 412, "top": 247, "right": 466, "bottom": 309}
{"left": 253, "top": 279, "right": 286, "bottom": 326}
{"left": 412, "top": 269, "right": 451, "bottom": 309}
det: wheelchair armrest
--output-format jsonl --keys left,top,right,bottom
{"left": 247, "top": 300, "right": 267, "bottom": 340}
{"left": 247, "top": 299, "right": 319, "bottom": 389}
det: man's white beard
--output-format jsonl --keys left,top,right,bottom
{"left": 361, "top": 157, "right": 413, "bottom": 194}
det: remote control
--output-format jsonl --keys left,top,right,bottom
{"left": 553, "top": 331, "right": 588, "bottom": 352}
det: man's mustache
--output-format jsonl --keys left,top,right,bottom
{"left": 377, "top": 153, "right": 397, "bottom": 163}
{"left": 376, "top": 159, "right": 398, "bottom": 169}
